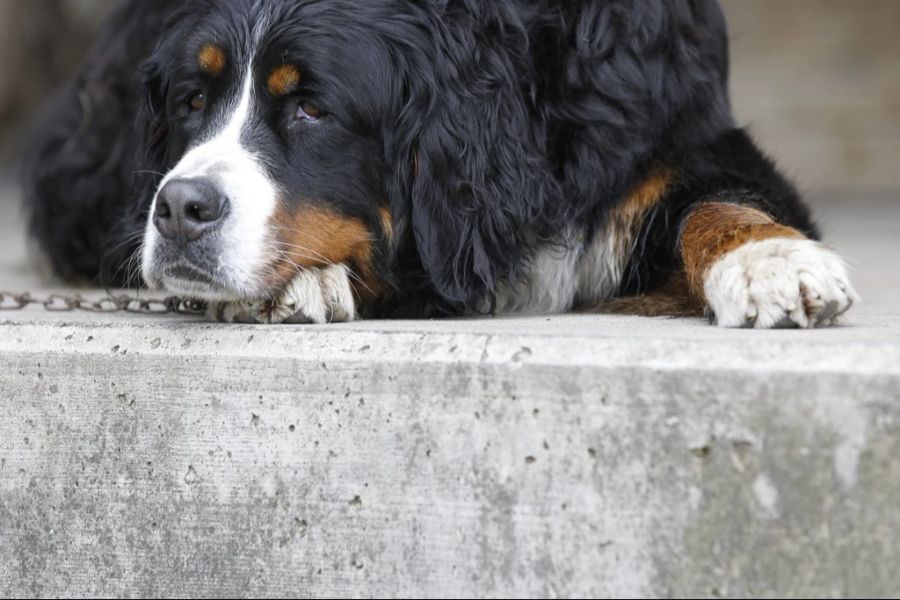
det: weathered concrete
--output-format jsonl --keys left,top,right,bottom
{"left": 1, "top": 313, "right": 900, "bottom": 598}
{"left": 1, "top": 191, "right": 900, "bottom": 597}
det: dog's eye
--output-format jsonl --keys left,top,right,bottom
{"left": 188, "top": 92, "right": 206, "bottom": 112}
{"left": 295, "top": 101, "right": 321, "bottom": 122}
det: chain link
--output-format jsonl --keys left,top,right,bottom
{"left": 0, "top": 290, "right": 207, "bottom": 316}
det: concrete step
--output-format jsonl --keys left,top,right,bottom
{"left": 1, "top": 190, "right": 900, "bottom": 597}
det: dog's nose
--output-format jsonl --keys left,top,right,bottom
{"left": 153, "top": 178, "right": 228, "bottom": 245}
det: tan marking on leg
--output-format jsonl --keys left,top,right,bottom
{"left": 610, "top": 168, "right": 676, "bottom": 257}
{"left": 576, "top": 168, "right": 677, "bottom": 308}
{"left": 590, "top": 272, "right": 705, "bottom": 317}
{"left": 680, "top": 202, "right": 806, "bottom": 299}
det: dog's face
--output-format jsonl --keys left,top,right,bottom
{"left": 138, "top": 0, "right": 570, "bottom": 313}
{"left": 140, "top": 0, "right": 398, "bottom": 302}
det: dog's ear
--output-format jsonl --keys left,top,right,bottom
{"left": 387, "top": 14, "right": 560, "bottom": 309}
{"left": 138, "top": 54, "right": 171, "bottom": 171}
{"left": 92, "top": 56, "right": 172, "bottom": 287}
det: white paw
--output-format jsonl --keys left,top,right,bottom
{"left": 704, "top": 238, "right": 859, "bottom": 329}
{"left": 208, "top": 264, "right": 357, "bottom": 324}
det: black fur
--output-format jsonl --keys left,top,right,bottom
{"left": 22, "top": 0, "right": 818, "bottom": 318}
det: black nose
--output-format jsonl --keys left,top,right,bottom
{"left": 153, "top": 178, "right": 228, "bottom": 245}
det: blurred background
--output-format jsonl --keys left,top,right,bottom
{"left": 0, "top": 0, "right": 897, "bottom": 302}
{"left": 0, "top": 0, "right": 111, "bottom": 163}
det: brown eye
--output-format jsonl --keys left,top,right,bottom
{"left": 188, "top": 92, "right": 206, "bottom": 112}
{"left": 295, "top": 101, "right": 321, "bottom": 122}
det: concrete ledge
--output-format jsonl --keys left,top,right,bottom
{"left": 1, "top": 309, "right": 899, "bottom": 597}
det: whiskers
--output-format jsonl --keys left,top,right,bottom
{"left": 98, "top": 230, "right": 146, "bottom": 291}
{"left": 92, "top": 219, "right": 380, "bottom": 309}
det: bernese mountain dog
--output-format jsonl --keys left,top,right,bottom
{"left": 22, "top": 0, "right": 859, "bottom": 327}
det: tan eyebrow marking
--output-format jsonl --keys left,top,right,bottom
{"left": 267, "top": 64, "right": 301, "bottom": 96}
{"left": 198, "top": 43, "right": 227, "bottom": 76}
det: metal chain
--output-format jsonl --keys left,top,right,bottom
{"left": 0, "top": 290, "right": 207, "bottom": 315}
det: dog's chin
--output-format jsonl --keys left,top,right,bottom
{"left": 149, "top": 264, "right": 267, "bottom": 303}
{"left": 158, "top": 278, "right": 235, "bottom": 302}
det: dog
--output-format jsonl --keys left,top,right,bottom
{"left": 22, "top": 0, "right": 858, "bottom": 327}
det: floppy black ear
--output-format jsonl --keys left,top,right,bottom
{"left": 137, "top": 0, "right": 200, "bottom": 173}
{"left": 94, "top": 47, "right": 176, "bottom": 286}
{"left": 88, "top": 60, "right": 171, "bottom": 287}
{"left": 388, "top": 10, "right": 562, "bottom": 308}
{"left": 138, "top": 54, "right": 173, "bottom": 173}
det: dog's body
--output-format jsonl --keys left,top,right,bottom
{"left": 23, "top": 0, "right": 857, "bottom": 327}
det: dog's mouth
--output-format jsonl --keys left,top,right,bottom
{"left": 154, "top": 259, "right": 281, "bottom": 304}
{"left": 160, "top": 262, "right": 228, "bottom": 296}
{"left": 166, "top": 263, "right": 218, "bottom": 285}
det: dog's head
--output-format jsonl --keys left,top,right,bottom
{"left": 139, "top": 0, "right": 561, "bottom": 309}
{"left": 139, "top": 1, "right": 399, "bottom": 303}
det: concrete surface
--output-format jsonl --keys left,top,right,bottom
{"left": 1, "top": 187, "right": 900, "bottom": 598}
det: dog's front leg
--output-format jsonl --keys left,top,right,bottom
{"left": 681, "top": 202, "right": 859, "bottom": 329}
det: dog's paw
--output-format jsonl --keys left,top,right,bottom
{"left": 259, "top": 264, "right": 357, "bottom": 324}
{"left": 209, "top": 264, "right": 357, "bottom": 324}
{"left": 207, "top": 300, "right": 258, "bottom": 324}
{"left": 704, "top": 238, "right": 859, "bottom": 329}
